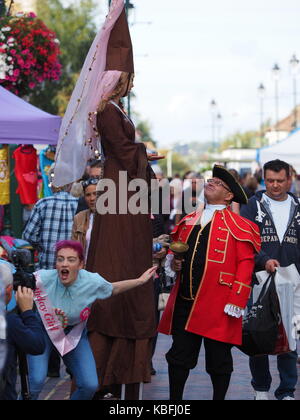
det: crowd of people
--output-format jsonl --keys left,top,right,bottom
{"left": 1, "top": 0, "right": 300, "bottom": 402}
{"left": 0, "top": 157, "right": 300, "bottom": 400}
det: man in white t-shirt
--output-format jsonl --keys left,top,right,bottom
{"left": 241, "top": 159, "right": 300, "bottom": 400}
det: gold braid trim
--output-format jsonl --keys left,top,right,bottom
{"left": 223, "top": 210, "right": 261, "bottom": 252}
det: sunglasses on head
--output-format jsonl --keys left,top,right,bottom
{"left": 82, "top": 178, "right": 99, "bottom": 188}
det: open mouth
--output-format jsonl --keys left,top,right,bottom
{"left": 60, "top": 269, "right": 69, "bottom": 280}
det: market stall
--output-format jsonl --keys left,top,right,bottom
{"left": 257, "top": 128, "right": 300, "bottom": 173}
{"left": 0, "top": 86, "right": 61, "bottom": 236}
{"left": 0, "top": 86, "right": 61, "bottom": 145}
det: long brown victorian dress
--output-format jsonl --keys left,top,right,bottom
{"left": 86, "top": 100, "right": 156, "bottom": 395}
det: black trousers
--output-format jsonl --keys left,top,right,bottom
{"left": 166, "top": 298, "right": 233, "bottom": 400}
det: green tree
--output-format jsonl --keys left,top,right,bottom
{"left": 29, "top": 0, "right": 98, "bottom": 115}
{"left": 135, "top": 120, "right": 157, "bottom": 147}
{"left": 158, "top": 150, "right": 191, "bottom": 177}
{"left": 219, "top": 130, "right": 258, "bottom": 151}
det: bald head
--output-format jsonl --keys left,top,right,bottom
{"left": 0, "top": 263, "right": 13, "bottom": 288}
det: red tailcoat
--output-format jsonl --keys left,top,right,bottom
{"left": 158, "top": 208, "right": 261, "bottom": 345}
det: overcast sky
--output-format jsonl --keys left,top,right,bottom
{"left": 97, "top": 0, "right": 300, "bottom": 148}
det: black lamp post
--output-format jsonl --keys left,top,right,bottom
{"left": 6, "top": 0, "right": 13, "bottom": 16}
{"left": 290, "top": 54, "right": 299, "bottom": 129}
{"left": 125, "top": 0, "right": 134, "bottom": 17}
{"left": 216, "top": 113, "right": 222, "bottom": 148}
{"left": 258, "top": 83, "right": 266, "bottom": 146}
{"left": 272, "top": 63, "right": 280, "bottom": 141}
{"left": 210, "top": 99, "right": 217, "bottom": 150}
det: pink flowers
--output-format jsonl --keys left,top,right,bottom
{"left": 0, "top": 12, "right": 61, "bottom": 96}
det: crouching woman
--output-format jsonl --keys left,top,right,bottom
{"left": 27, "top": 240, "right": 157, "bottom": 400}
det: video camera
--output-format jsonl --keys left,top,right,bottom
{"left": 10, "top": 249, "right": 36, "bottom": 292}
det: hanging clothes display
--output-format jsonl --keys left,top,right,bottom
{"left": 39, "top": 146, "right": 55, "bottom": 197}
{"left": 12, "top": 145, "right": 38, "bottom": 205}
{"left": 0, "top": 145, "right": 10, "bottom": 205}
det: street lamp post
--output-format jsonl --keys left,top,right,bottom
{"left": 290, "top": 54, "right": 299, "bottom": 129}
{"left": 210, "top": 99, "right": 217, "bottom": 151}
{"left": 272, "top": 63, "right": 280, "bottom": 141}
{"left": 216, "top": 113, "right": 222, "bottom": 147}
{"left": 257, "top": 83, "right": 266, "bottom": 147}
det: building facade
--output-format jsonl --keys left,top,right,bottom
{"left": 12, "top": 0, "right": 37, "bottom": 13}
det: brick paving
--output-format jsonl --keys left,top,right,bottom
{"left": 34, "top": 333, "right": 300, "bottom": 400}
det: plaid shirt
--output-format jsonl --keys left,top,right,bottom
{"left": 22, "top": 192, "right": 79, "bottom": 269}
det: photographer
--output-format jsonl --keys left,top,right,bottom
{"left": 0, "top": 262, "right": 45, "bottom": 400}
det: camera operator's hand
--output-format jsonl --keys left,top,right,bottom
{"left": 15, "top": 286, "right": 34, "bottom": 313}
{"left": 153, "top": 247, "right": 167, "bottom": 260}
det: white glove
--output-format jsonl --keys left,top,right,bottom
{"left": 224, "top": 304, "right": 244, "bottom": 319}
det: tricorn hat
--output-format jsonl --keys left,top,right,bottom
{"left": 212, "top": 165, "right": 248, "bottom": 205}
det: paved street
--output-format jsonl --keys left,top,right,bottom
{"left": 34, "top": 333, "right": 300, "bottom": 401}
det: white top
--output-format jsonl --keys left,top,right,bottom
{"left": 263, "top": 193, "right": 292, "bottom": 243}
{"left": 37, "top": 269, "right": 113, "bottom": 326}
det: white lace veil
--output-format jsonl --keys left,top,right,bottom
{"left": 53, "top": 0, "right": 124, "bottom": 187}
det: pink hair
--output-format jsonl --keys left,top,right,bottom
{"left": 55, "top": 240, "right": 84, "bottom": 262}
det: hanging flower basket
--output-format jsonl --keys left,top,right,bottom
{"left": 0, "top": 12, "right": 61, "bottom": 96}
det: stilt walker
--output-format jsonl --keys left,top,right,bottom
{"left": 53, "top": 0, "right": 156, "bottom": 400}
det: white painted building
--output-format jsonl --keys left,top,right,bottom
{"left": 220, "top": 148, "right": 259, "bottom": 174}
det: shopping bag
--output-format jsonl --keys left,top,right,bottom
{"left": 256, "top": 264, "right": 300, "bottom": 354}
{"left": 158, "top": 292, "right": 170, "bottom": 311}
{"left": 271, "top": 321, "right": 290, "bottom": 355}
{"left": 239, "top": 272, "right": 280, "bottom": 356}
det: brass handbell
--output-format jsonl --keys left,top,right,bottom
{"left": 169, "top": 241, "right": 189, "bottom": 260}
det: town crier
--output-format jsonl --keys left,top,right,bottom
{"left": 158, "top": 165, "right": 261, "bottom": 400}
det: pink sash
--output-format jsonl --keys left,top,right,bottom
{"left": 33, "top": 272, "right": 86, "bottom": 356}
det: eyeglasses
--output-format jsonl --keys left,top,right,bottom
{"left": 206, "top": 178, "right": 232, "bottom": 193}
{"left": 82, "top": 178, "right": 99, "bottom": 188}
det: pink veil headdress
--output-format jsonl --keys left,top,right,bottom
{"left": 53, "top": 0, "right": 125, "bottom": 187}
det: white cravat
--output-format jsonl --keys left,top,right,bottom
{"left": 200, "top": 204, "right": 226, "bottom": 226}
